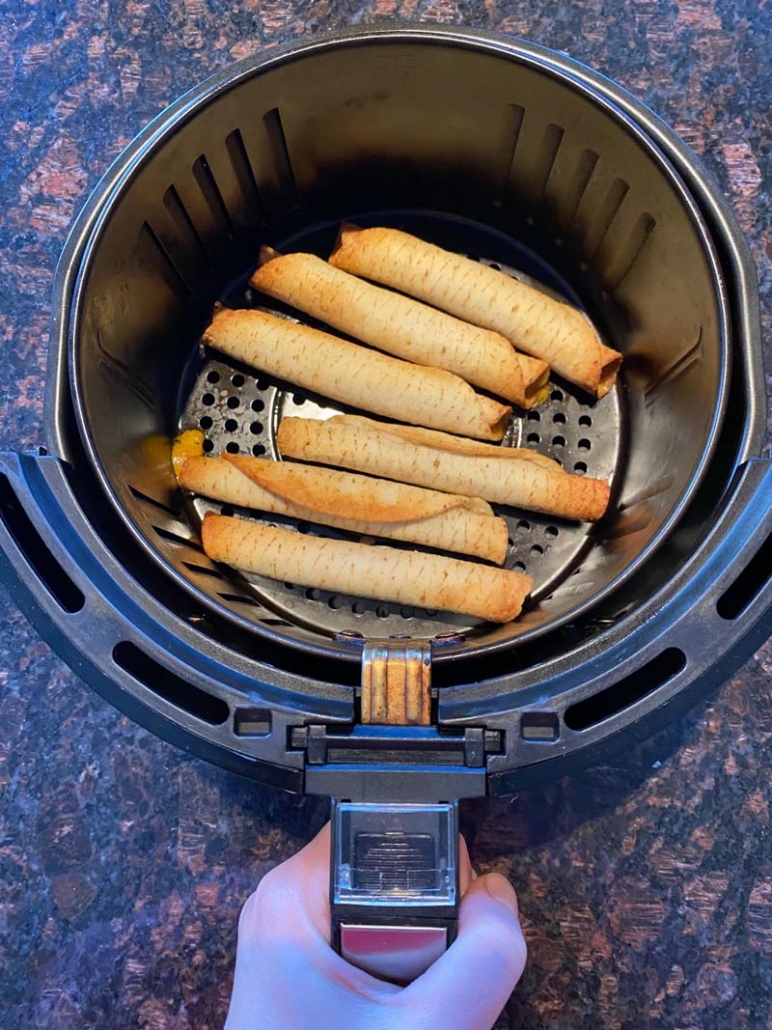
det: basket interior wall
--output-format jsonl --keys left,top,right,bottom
{"left": 72, "top": 41, "right": 726, "bottom": 652}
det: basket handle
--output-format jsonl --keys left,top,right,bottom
{"left": 330, "top": 798, "right": 459, "bottom": 983}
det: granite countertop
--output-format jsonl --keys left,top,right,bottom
{"left": 1, "top": 2, "right": 770, "bottom": 1028}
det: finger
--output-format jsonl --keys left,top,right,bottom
{"left": 279, "top": 820, "right": 333, "bottom": 939}
{"left": 238, "top": 822, "right": 333, "bottom": 949}
{"left": 459, "top": 833, "right": 477, "bottom": 894}
{"left": 398, "top": 872, "right": 527, "bottom": 1030}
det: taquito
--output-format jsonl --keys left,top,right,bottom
{"left": 203, "top": 307, "right": 511, "bottom": 441}
{"left": 202, "top": 515, "right": 532, "bottom": 623}
{"left": 277, "top": 415, "right": 610, "bottom": 522}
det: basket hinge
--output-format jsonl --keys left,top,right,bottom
{"left": 334, "top": 629, "right": 467, "bottom": 727}
{"left": 360, "top": 637, "right": 432, "bottom": 725}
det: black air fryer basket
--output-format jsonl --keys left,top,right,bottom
{"left": 2, "top": 28, "right": 771, "bottom": 977}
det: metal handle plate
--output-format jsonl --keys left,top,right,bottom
{"left": 339, "top": 923, "right": 448, "bottom": 982}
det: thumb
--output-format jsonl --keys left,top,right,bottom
{"left": 401, "top": 872, "right": 527, "bottom": 1030}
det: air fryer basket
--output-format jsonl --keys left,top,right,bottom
{"left": 68, "top": 32, "right": 729, "bottom": 657}
{"left": 0, "top": 28, "right": 769, "bottom": 804}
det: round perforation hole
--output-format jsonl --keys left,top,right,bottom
{"left": 305, "top": 588, "right": 320, "bottom": 601}
{"left": 574, "top": 461, "right": 588, "bottom": 475}
{"left": 527, "top": 410, "right": 541, "bottom": 422}
{"left": 226, "top": 396, "right": 240, "bottom": 410}
{"left": 578, "top": 438, "right": 591, "bottom": 451}
{"left": 206, "top": 371, "right": 220, "bottom": 384}
{"left": 252, "top": 443, "right": 266, "bottom": 456}
{"left": 202, "top": 438, "right": 214, "bottom": 453}
{"left": 550, "top": 389, "right": 564, "bottom": 401}
{"left": 545, "top": 526, "right": 559, "bottom": 538}
{"left": 552, "top": 412, "right": 566, "bottom": 424}
{"left": 526, "top": 433, "right": 540, "bottom": 444}
{"left": 225, "top": 442, "right": 240, "bottom": 454}
{"left": 517, "top": 520, "right": 531, "bottom": 532}
{"left": 251, "top": 399, "right": 265, "bottom": 413}
{"left": 202, "top": 393, "right": 215, "bottom": 406}
{"left": 552, "top": 435, "right": 566, "bottom": 447}
{"left": 231, "top": 373, "right": 245, "bottom": 387}
{"left": 328, "top": 595, "right": 344, "bottom": 610}
{"left": 579, "top": 414, "right": 592, "bottom": 427}
{"left": 513, "top": 561, "right": 527, "bottom": 573}
{"left": 199, "top": 415, "right": 213, "bottom": 430}
{"left": 531, "top": 544, "right": 544, "bottom": 556}
{"left": 250, "top": 421, "right": 263, "bottom": 434}
{"left": 224, "top": 418, "right": 238, "bottom": 432}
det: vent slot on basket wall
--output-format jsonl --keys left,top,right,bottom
{"left": 562, "top": 148, "right": 599, "bottom": 231}
{"left": 263, "top": 108, "right": 299, "bottom": 209}
{"left": 113, "top": 641, "right": 229, "bottom": 725}
{"left": 0, "top": 474, "right": 85, "bottom": 614}
{"left": 128, "top": 485, "right": 183, "bottom": 520}
{"left": 564, "top": 647, "right": 686, "bottom": 730}
{"left": 192, "top": 155, "right": 233, "bottom": 238}
{"left": 717, "top": 528, "right": 772, "bottom": 621}
{"left": 225, "top": 128, "right": 264, "bottom": 224}
{"left": 137, "top": 221, "right": 191, "bottom": 299}
{"left": 164, "top": 184, "right": 211, "bottom": 267}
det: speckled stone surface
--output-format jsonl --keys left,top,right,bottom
{"left": 0, "top": 2, "right": 771, "bottom": 1028}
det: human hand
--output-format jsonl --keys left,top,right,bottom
{"left": 226, "top": 822, "right": 527, "bottom": 1030}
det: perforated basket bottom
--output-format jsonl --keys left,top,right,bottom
{"left": 178, "top": 213, "right": 623, "bottom": 639}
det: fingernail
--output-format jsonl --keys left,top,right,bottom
{"left": 485, "top": 873, "right": 518, "bottom": 915}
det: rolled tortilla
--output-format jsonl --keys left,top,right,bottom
{"left": 202, "top": 515, "right": 532, "bottom": 623}
{"left": 179, "top": 455, "right": 509, "bottom": 563}
{"left": 332, "top": 415, "right": 566, "bottom": 472}
{"left": 203, "top": 307, "right": 511, "bottom": 441}
{"left": 330, "top": 225, "right": 621, "bottom": 398}
{"left": 250, "top": 249, "right": 549, "bottom": 408}
{"left": 277, "top": 415, "right": 610, "bottom": 522}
